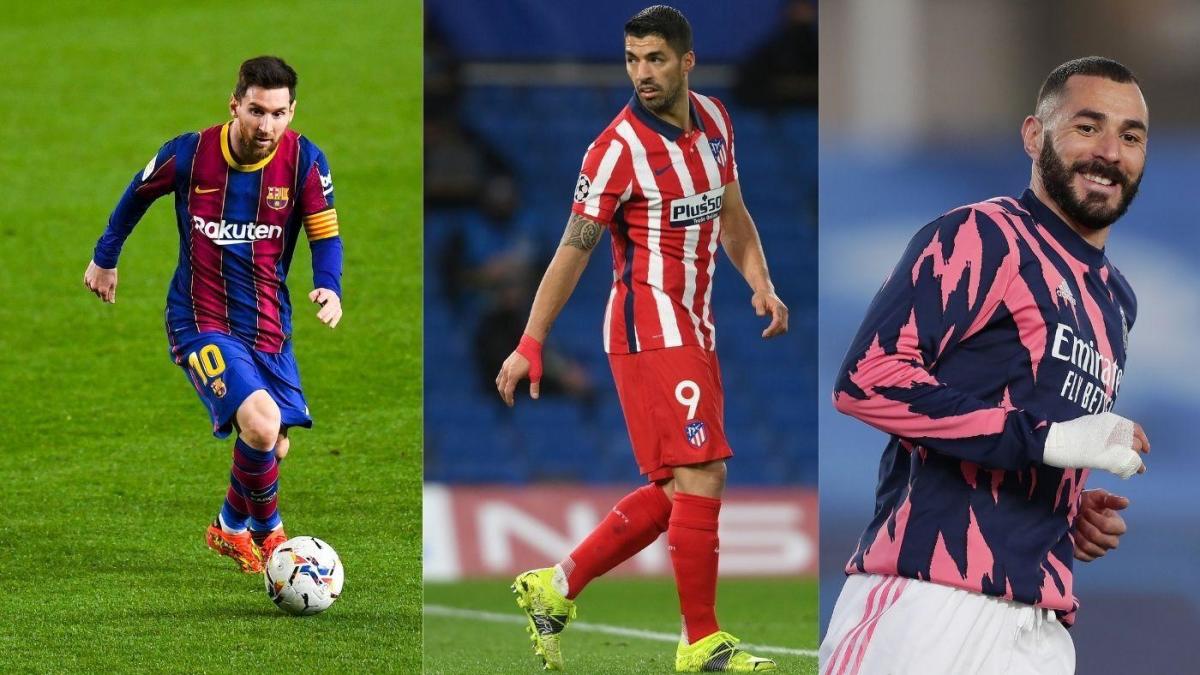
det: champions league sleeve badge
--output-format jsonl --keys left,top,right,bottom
{"left": 574, "top": 173, "right": 591, "bottom": 203}
{"left": 685, "top": 420, "right": 708, "bottom": 448}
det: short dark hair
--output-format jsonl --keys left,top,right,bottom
{"left": 1035, "top": 56, "right": 1138, "bottom": 117}
{"left": 234, "top": 56, "right": 298, "bottom": 102}
{"left": 624, "top": 5, "right": 692, "bottom": 57}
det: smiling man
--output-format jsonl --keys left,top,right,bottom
{"left": 495, "top": 4, "right": 786, "bottom": 673}
{"left": 819, "top": 57, "right": 1151, "bottom": 674}
{"left": 83, "top": 56, "right": 344, "bottom": 574}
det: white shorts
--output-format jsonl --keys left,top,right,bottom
{"left": 819, "top": 574, "right": 1075, "bottom": 675}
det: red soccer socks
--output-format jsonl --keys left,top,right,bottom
{"left": 229, "top": 437, "right": 282, "bottom": 534}
{"left": 559, "top": 483, "right": 673, "bottom": 599}
{"left": 668, "top": 491, "right": 722, "bottom": 643}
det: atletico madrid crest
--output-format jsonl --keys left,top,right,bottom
{"left": 266, "top": 186, "right": 289, "bottom": 210}
{"left": 685, "top": 420, "right": 708, "bottom": 448}
{"left": 708, "top": 137, "right": 727, "bottom": 169}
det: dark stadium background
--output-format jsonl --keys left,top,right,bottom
{"left": 820, "top": 2, "right": 1200, "bottom": 672}
{"left": 422, "top": 1, "right": 820, "bottom": 669}
{"left": 424, "top": 0, "right": 815, "bottom": 488}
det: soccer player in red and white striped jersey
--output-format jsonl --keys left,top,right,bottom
{"left": 497, "top": 6, "right": 787, "bottom": 672}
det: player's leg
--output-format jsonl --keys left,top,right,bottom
{"left": 231, "top": 390, "right": 288, "bottom": 557}
{"left": 244, "top": 346, "right": 312, "bottom": 558}
{"left": 667, "top": 460, "right": 775, "bottom": 672}
{"left": 557, "top": 479, "right": 674, "bottom": 598}
{"left": 669, "top": 458, "right": 726, "bottom": 642}
{"left": 512, "top": 480, "right": 672, "bottom": 672}
{"left": 275, "top": 426, "right": 291, "bottom": 460}
{"left": 513, "top": 479, "right": 674, "bottom": 671}
{"left": 661, "top": 349, "right": 774, "bottom": 671}
{"left": 182, "top": 335, "right": 273, "bottom": 573}
{"left": 546, "top": 347, "right": 682, "bottom": 597}
{"left": 512, "top": 352, "right": 676, "bottom": 670}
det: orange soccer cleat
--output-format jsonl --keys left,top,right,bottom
{"left": 257, "top": 528, "right": 290, "bottom": 562}
{"left": 205, "top": 521, "right": 264, "bottom": 573}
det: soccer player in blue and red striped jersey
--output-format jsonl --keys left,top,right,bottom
{"left": 83, "top": 56, "right": 343, "bottom": 574}
{"left": 819, "top": 57, "right": 1151, "bottom": 674}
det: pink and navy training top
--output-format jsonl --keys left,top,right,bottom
{"left": 833, "top": 190, "right": 1136, "bottom": 625}
{"left": 93, "top": 122, "right": 343, "bottom": 358}
{"left": 571, "top": 91, "right": 737, "bottom": 355}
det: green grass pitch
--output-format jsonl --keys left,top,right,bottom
{"left": 0, "top": 1, "right": 421, "bottom": 671}
{"left": 424, "top": 577, "right": 819, "bottom": 674}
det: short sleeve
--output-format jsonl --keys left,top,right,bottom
{"left": 570, "top": 135, "right": 633, "bottom": 225}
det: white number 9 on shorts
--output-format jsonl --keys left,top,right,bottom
{"left": 674, "top": 379, "right": 701, "bottom": 420}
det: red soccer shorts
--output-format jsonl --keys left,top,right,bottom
{"left": 608, "top": 345, "right": 732, "bottom": 482}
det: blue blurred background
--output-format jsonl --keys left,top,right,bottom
{"left": 424, "top": 0, "right": 817, "bottom": 488}
{"left": 820, "top": 2, "right": 1200, "bottom": 671}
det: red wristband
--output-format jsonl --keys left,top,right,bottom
{"left": 515, "top": 334, "right": 543, "bottom": 384}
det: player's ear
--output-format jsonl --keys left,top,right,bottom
{"left": 229, "top": 95, "right": 239, "bottom": 118}
{"left": 1021, "top": 115, "right": 1043, "bottom": 161}
{"left": 683, "top": 50, "right": 695, "bottom": 74}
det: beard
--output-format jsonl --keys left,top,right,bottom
{"left": 1037, "top": 133, "right": 1141, "bottom": 230}
{"left": 638, "top": 77, "right": 683, "bottom": 113}
{"left": 241, "top": 132, "right": 276, "bottom": 160}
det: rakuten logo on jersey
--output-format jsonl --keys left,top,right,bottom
{"left": 669, "top": 185, "right": 724, "bottom": 227}
{"left": 192, "top": 216, "right": 283, "bottom": 246}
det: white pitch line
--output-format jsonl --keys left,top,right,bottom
{"left": 423, "top": 604, "right": 818, "bottom": 658}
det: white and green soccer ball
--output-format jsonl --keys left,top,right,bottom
{"left": 263, "top": 536, "right": 344, "bottom": 615}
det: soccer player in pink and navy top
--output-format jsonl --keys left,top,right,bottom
{"left": 819, "top": 57, "right": 1152, "bottom": 674}
{"left": 495, "top": 6, "right": 786, "bottom": 672}
{"left": 83, "top": 56, "right": 343, "bottom": 574}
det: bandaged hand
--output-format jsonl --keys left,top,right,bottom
{"left": 1043, "top": 412, "right": 1149, "bottom": 479}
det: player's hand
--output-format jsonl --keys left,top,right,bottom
{"left": 83, "top": 260, "right": 118, "bottom": 303}
{"left": 495, "top": 335, "right": 543, "bottom": 407}
{"left": 751, "top": 289, "right": 788, "bottom": 338}
{"left": 1073, "top": 488, "right": 1130, "bottom": 562}
{"left": 309, "top": 288, "right": 342, "bottom": 328}
{"left": 1042, "top": 412, "right": 1149, "bottom": 478}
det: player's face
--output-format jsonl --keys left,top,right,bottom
{"left": 229, "top": 86, "right": 296, "bottom": 161}
{"left": 625, "top": 34, "right": 693, "bottom": 114}
{"left": 1033, "top": 75, "right": 1148, "bottom": 230}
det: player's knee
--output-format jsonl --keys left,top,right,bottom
{"left": 238, "top": 396, "right": 281, "bottom": 450}
{"left": 240, "top": 418, "right": 279, "bottom": 450}
{"left": 674, "top": 460, "right": 727, "bottom": 496}
{"left": 704, "top": 460, "right": 728, "bottom": 489}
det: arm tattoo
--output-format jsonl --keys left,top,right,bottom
{"left": 560, "top": 213, "right": 604, "bottom": 252}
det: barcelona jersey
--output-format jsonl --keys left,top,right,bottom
{"left": 93, "top": 122, "right": 343, "bottom": 359}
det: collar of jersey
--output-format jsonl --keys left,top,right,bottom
{"left": 629, "top": 92, "right": 706, "bottom": 141}
{"left": 1018, "top": 189, "right": 1107, "bottom": 268}
{"left": 220, "top": 121, "right": 277, "bottom": 172}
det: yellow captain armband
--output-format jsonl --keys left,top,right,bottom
{"left": 303, "top": 208, "right": 340, "bottom": 241}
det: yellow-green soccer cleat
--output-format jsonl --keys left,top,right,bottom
{"left": 512, "top": 568, "right": 576, "bottom": 670}
{"left": 676, "top": 631, "right": 778, "bottom": 672}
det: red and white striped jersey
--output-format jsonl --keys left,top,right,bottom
{"left": 571, "top": 91, "right": 738, "bottom": 355}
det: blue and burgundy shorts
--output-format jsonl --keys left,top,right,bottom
{"left": 173, "top": 332, "right": 312, "bottom": 439}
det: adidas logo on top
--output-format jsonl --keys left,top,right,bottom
{"left": 1055, "top": 279, "right": 1076, "bottom": 308}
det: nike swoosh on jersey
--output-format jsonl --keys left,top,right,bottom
{"left": 653, "top": 165, "right": 672, "bottom": 176}
{"left": 194, "top": 186, "right": 221, "bottom": 194}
